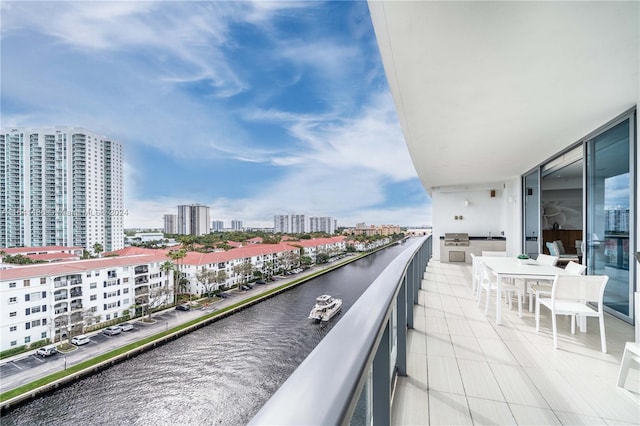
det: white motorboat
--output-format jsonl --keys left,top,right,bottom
{"left": 309, "top": 294, "right": 343, "bottom": 322}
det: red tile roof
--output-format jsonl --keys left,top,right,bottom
{"left": 286, "top": 236, "right": 347, "bottom": 248}
{"left": 26, "top": 253, "right": 79, "bottom": 262}
{"left": 1, "top": 246, "right": 83, "bottom": 254}
{"left": 180, "top": 243, "right": 299, "bottom": 265}
{"left": 104, "top": 246, "right": 168, "bottom": 257}
{"left": 1, "top": 254, "right": 169, "bottom": 281}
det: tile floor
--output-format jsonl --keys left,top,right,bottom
{"left": 391, "top": 260, "right": 640, "bottom": 425}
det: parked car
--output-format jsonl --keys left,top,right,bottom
{"left": 175, "top": 304, "right": 191, "bottom": 311}
{"left": 119, "top": 322, "right": 134, "bottom": 332}
{"left": 217, "top": 292, "right": 229, "bottom": 299}
{"left": 71, "top": 335, "right": 91, "bottom": 346}
{"left": 36, "top": 344, "right": 58, "bottom": 357}
{"left": 255, "top": 279, "right": 266, "bottom": 285}
{"left": 240, "top": 285, "right": 251, "bottom": 291}
{"left": 103, "top": 325, "right": 122, "bottom": 336}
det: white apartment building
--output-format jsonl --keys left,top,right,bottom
{"left": 290, "top": 214, "right": 306, "bottom": 233}
{"left": 231, "top": 220, "right": 243, "bottom": 231}
{"left": 294, "top": 236, "right": 347, "bottom": 262}
{"left": 0, "top": 254, "right": 172, "bottom": 352}
{"left": 274, "top": 214, "right": 312, "bottom": 234}
{"left": 0, "top": 127, "right": 124, "bottom": 252}
{"left": 177, "top": 204, "right": 210, "bottom": 236}
{"left": 163, "top": 214, "right": 177, "bottom": 234}
{"left": 211, "top": 220, "right": 224, "bottom": 232}
{"left": 177, "top": 237, "right": 347, "bottom": 295}
{"left": 274, "top": 215, "right": 289, "bottom": 233}
{"left": 309, "top": 216, "right": 337, "bottom": 234}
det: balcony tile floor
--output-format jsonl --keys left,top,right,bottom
{"left": 392, "top": 260, "right": 640, "bottom": 425}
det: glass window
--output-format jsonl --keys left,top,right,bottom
{"left": 586, "top": 117, "right": 632, "bottom": 319}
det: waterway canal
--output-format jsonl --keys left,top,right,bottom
{"left": 2, "top": 244, "right": 408, "bottom": 425}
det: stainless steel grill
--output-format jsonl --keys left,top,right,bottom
{"left": 444, "top": 233, "right": 470, "bottom": 247}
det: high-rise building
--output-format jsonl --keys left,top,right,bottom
{"left": 274, "top": 215, "right": 289, "bottom": 233}
{"left": 309, "top": 216, "right": 337, "bottom": 234}
{"left": 0, "top": 127, "right": 124, "bottom": 252}
{"left": 231, "top": 220, "right": 243, "bottom": 231}
{"left": 290, "top": 214, "right": 306, "bottom": 233}
{"left": 606, "top": 208, "right": 630, "bottom": 233}
{"left": 211, "top": 220, "right": 224, "bottom": 232}
{"left": 163, "top": 214, "right": 177, "bottom": 234}
{"left": 177, "top": 204, "right": 210, "bottom": 236}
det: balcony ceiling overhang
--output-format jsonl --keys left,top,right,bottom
{"left": 368, "top": 1, "right": 639, "bottom": 194}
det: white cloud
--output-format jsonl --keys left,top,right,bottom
{"left": 4, "top": 1, "right": 431, "bottom": 231}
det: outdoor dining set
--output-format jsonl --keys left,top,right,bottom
{"left": 469, "top": 251, "right": 608, "bottom": 352}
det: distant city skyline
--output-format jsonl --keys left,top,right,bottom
{"left": 1, "top": 1, "right": 433, "bottom": 229}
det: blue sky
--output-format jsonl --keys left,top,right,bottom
{"left": 1, "top": 1, "right": 432, "bottom": 229}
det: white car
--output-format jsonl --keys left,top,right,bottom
{"left": 71, "top": 335, "right": 91, "bottom": 346}
{"left": 103, "top": 326, "right": 122, "bottom": 336}
{"left": 36, "top": 345, "right": 58, "bottom": 357}
{"left": 119, "top": 322, "right": 134, "bottom": 332}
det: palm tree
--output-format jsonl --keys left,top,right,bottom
{"left": 93, "top": 242, "right": 104, "bottom": 258}
{"left": 167, "top": 249, "right": 187, "bottom": 303}
{"left": 160, "top": 260, "right": 175, "bottom": 303}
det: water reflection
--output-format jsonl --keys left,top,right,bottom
{"left": 3, "top": 245, "right": 406, "bottom": 425}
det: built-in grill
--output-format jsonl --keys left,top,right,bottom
{"left": 444, "top": 233, "right": 469, "bottom": 262}
{"left": 444, "top": 233, "right": 470, "bottom": 247}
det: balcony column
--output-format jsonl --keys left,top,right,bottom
{"left": 397, "top": 275, "right": 408, "bottom": 376}
{"left": 372, "top": 321, "right": 391, "bottom": 425}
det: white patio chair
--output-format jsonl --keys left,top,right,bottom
{"left": 525, "top": 254, "right": 560, "bottom": 312}
{"left": 478, "top": 263, "right": 524, "bottom": 317}
{"left": 535, "top": 274, "right": 609, "bottom": 353}
{"left": 469, "top": 253, "right": 482, "bottom": 297}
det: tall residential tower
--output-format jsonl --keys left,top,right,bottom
{"left": 177, "top": 204, "right": 210, "bottom": 236}
{"left": 0, "top": 127, "right": 124, "bottom": 251}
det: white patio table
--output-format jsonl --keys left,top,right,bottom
{"left": 478, "top": 257, "right": 568, "bottom": 325}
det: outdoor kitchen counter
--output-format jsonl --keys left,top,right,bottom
{"left": 439, "top": 236, "right": 506, "bottom": 240}
{"left": 439, "top": 236, "right": 506, "bottom": 263}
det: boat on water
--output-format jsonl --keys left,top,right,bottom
{"left": 309, "top": 294, "right": 343, "bottom": 322}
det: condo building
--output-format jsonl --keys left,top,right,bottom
{"left": 0, "top": 127, "right": 124, "bottom": 252}
{"left": 175, "top": 236, "right": 347, "bottom": 295}
{"left": 309, "top": 216, "right": 337, "bottom": 234}
{"left": 163, "top": 214, "right": 177, "bottom": 234}
{"left": 0, "top": 254, "right": 172, "bottom": 352}
{"left": 231, "top": 220, "right": 243, "bottom": 231}
{"left": 177, "top": 204, "right": 210, "bottom": 236}
{"left": 275, "top": 213, "right": 331, "bottom": 234}
{"left": 211, "top": 220, "right": 224, "bottom": 232}
{"left": 273, "top": 215, "right": 289, "bottom": 233}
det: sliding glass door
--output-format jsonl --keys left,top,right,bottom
{"left": 586, "top": 116, "right": 634, "bottom": 319}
